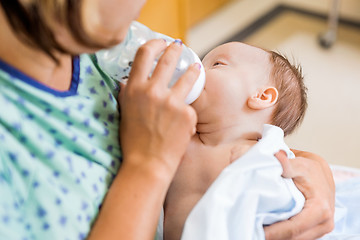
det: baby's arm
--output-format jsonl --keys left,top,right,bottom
{"left": 264, "top": 150, "right": 335, "bottom": 240}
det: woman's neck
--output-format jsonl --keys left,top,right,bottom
{"left": 0, "top": 8, "right": 73, "bottom": 91}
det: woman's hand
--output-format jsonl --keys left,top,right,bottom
{"left": 119, "top": 39, "right": 200, "bottom": 178}
{"left": 264, "top": 150, "right": 335, "bottom": 240}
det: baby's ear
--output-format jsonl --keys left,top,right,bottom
{"left": 247, "top": 86, "right": 278, "bottom": 110}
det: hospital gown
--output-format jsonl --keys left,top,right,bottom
{"left": 0, "top": 54, "right": 121, "bottom": 240}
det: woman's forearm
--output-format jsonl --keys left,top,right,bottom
{"left": 89, "top": 39, "right": 199, "bottom": 240}
{"left": 88, "top": 159, "right": 172, "bottom": 240}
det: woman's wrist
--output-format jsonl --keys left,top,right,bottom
{"left": 89, "top": 154, "right": 177, "bottom": 240}
{"left": 120, "top": 153, "right": 179, "bottom": 186}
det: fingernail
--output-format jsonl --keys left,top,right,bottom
{"left": 174, "top": 39, "right": 183, "bottom": 45}
{"left": 194, "top": 63, "right": 201, "bottom": 70}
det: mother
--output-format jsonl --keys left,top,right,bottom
{"left": 0, "top": 0, "right": 334, "bottom": 239}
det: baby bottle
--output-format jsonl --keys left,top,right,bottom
{"left": 96, "top": 21, "right": 206, "bottom": 104}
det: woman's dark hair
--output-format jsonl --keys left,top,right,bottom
{"left": 0, "top": 0, "right": 104, "bottom": 63}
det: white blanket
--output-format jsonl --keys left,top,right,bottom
{"left": 320, "top": 165, "right": 360, "bottom": 239}
{"left": 180, "top": 124, "right": 305, "bottom": 240}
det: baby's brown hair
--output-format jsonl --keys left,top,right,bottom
{"left": 267, "top": 51, "right": 308, "bottom": 136}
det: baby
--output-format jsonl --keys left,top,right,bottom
{"left": 159, "top": 42, "right": 308, "bottom": 240}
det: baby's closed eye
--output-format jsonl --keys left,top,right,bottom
{"left": 212, "top": 61, "right": 226, "bottom": 67}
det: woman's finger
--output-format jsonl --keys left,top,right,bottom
{"left": 171, "top": 63, "right": 200, "bottom": 101}
{"left": 276, "top": 153, "right": 334, "bottom": 199}
{"left": 264, "top": 204, "right": 333, "bottom": 240}
{"left": 275, "top": 151, "right": 317, "bottom": 183}
{"left": 128, "top": 39, "right": 167, "bottom": 85}
{"left": 150, "top": 40, "right": 183, "bottom": 86}
{"left": 293, "top": 220, "right": 334, "bottom": 240}
{"left": 291, "top": 149, "right": 336, "bottom": 192}
{"left": 275, "top": 150, "right": 295, "bottom": 178}
{"left": 264, "top": 215, "right": 305, "bottom": 240}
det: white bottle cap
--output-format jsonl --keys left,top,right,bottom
{"left": 185, "top": 49, "right": 206, "bottom": 104}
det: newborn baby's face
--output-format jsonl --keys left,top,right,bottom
{"left": 191, "top": 42, "right": 272, "bottom": 124}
